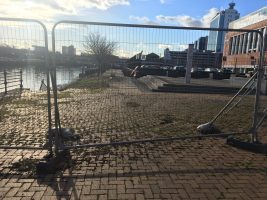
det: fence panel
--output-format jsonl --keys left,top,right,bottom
{"left": 0, "top": 18, "right": 51, "bottom": 149}
{"left": 52, "top": 21, "right": 265, "bottom": 149}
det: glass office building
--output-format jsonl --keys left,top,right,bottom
{"left": 207, "top": 3, "right": 240, "bottom": 53}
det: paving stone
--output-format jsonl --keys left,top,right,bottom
{"left": 1, "top": 70, "right": 267, "bottom": 199}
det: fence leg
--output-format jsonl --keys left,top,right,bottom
{"left": 4, "top": 70, "right": 7, "bottom": 94}
{"left": 251, "top": 33, "right": 265, "bottom": 143}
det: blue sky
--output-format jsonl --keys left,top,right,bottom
{"left": 0, "top": 0, "right": 266, "bottom": 26}
{"left": 0, "top": 0, "right": 266, "bottom": 57}
{"left": 93, "top": 0, "right": 267, "bottom": 26}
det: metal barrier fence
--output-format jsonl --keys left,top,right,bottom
{"left": 51, "top": 21, "right": 265, "bottom": 152}
{"left": 0, "top": 18, "right": 52, "bottom": 151}
{"left": 0, "top": 69, "right": 22, "bottom": 95}
{"left": 0, "top": 17, "right": 265, "bottom": 156}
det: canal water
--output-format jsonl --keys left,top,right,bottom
{"left": 0, "top": 66, "right": 82, "bottom": 92}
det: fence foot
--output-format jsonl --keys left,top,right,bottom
{"left": 36, "top": 149, "right": 72, "bottom": 175}
{"left": 197, "top": 122, "right": 221, "bottom": 135}
{"left": 227, "top": 137, "right": 267, "bottom": 154}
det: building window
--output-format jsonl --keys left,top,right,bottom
{"left": 248, "top": 32, "right": 253, "bottom": 50}
{"left": 243, "top": 33, "right": 248, "bottom": 54}
{"left": 239, "top": 34, "right": 244, "bottom": 54}
{"left": 229, "top": 37, "right": 233, "bottom": 55}
{"left": 253, "top": 32, "right": 258, "bottom": 50}
{"left": 232, "top": 36, "right": 237, "bottom": 55}
{"left": 235, "top": 35, "right": 240, "bottom": 55}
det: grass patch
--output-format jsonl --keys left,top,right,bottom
{"left": 149, "top": 95, "right": 256, "bottom": 137}
{"left": 66, "top": 77, "right": 109, "bottom": 91}
{"left": 58, "top": 91, "right": 72, "bottom": 99}
{"left": 37, "top": 91, "right": 73, "bottom": 99}
{"left": 126, "top": 101, "right": 141, "bottom": 108}
{"left": 232, "top": 160, "right": 255, "bottom": 169}
{"left": 159, "top": 114, "right": 176, "bottom": 125}
{"left": 0, "top": 107, "right": 9, "bottom": 122}
{"left": 110, "top": 76, "right": 124, "bottom": 82}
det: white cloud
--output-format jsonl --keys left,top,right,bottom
{"left": 0, "top": 0, "right": 130, "bottom": 21}
{"left": 201, "top": 8, "right": 220, "bottom": 27}
{"left": 156, "top": 8, "right": 219, "bottom": 27}
{"left": 156, "top": 15, "right": 201, "bottom": 27}
{"left": 129, "top": 16, "right": 158, "bottom": 25}
{"left": 160, "top": 0, "right": 166, "bottom": 4}
{"left": 159, "top": 44, "right": 188, "bottom": 51}
{"left": 130, "top": 8, "right": 219, "bottom": 27}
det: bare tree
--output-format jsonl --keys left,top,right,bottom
{"left": 83, "top": 33, "right": 117, "bottom": 76}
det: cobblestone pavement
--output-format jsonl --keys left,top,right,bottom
{"left": 1, "top": 70, "right": 267, "bottom": 199}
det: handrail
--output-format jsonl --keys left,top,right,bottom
{"left": 0, "top": 69, "right": 23, "bottom": 93}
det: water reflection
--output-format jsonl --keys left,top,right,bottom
{"left": 0, "top": 66, "right": 82, "bottom": 92}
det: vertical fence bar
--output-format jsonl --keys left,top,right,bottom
{"left": 52, "top": 23, "right": 62, "bottom": 155}
{"left": 251, "top": 32, "right": 266, "bottom": 143}
{"left": 4, "top": 70, "right": 7, "bottom": 94}
{"left": 42, "top": 25, "right": 53, "bottom": 156}
{"left": 19, "top": 69, "right": 23, "bottom": 91}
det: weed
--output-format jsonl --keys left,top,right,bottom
{"left": 160, "top": 114, "right": 176, "bottom": 124}
{"left": 0, "top": 107, "right": 9, "bottom": 122}
{"left": 126, "top": 101, "right": 141, "bottom": 108}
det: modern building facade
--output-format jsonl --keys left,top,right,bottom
{"left": 207, "top": 2, "right": 240, "bottom": 53}
{"left": 62, "top": 45, "right": 76, "bottom": 56}
{"left": 194, "top": 36, "right": 208, "bottom": 51}
{"left": 223, "top": 6, "right": 267, "bottom": 73}
{"left": 164, "top": 48, "right": 222, "bottom": 68}
{"left": 127, "top": 52, "right": 163, "bottom": 68}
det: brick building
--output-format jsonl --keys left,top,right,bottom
{"left": 223, "top": 7, "right": 267, "bottom": 73}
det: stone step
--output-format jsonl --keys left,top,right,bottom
{"left": 154, "top": 85, "right": 246, "bottom": 94}
{"left": 163, "top": 83, "right": 241, "bottom": 91}
{"left": 138, "top": 75, "right": 167, "bottom": 90}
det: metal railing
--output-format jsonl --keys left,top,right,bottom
{"left": 0, "top": 69, "right": 23, "bottom": 94}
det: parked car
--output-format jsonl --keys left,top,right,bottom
{"left": 204, "top": 68, "right": 219, "bottom": 73}
{"left": 191, "top": 68, "right": 209, "bottom": 78}
{"left": 213, "top": 68, "right": 231, "bottom": 80}
{"left": 137, "top": 65, "right": 166, "bottom": 77}
{"left": 168, "top": 66, "right": 186, "bottom": 77}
